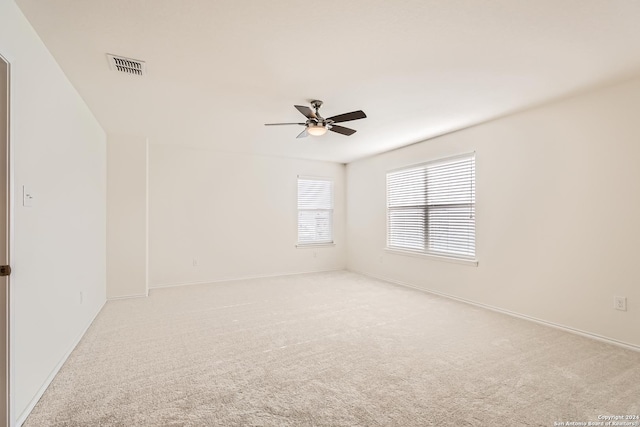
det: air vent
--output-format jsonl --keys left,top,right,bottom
{"left": 106, "top": 54, "right": 146, "bottom": 76}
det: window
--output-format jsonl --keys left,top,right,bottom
{"left": 387, "top": 154, "right": 475, "bottom": 260}
{"left": 297, "top": 177, "right": 333, "bottom": 246}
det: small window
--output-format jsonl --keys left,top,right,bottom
{"left": 387, "top": 154, "right": 475, "bottom": 259}
{"left": 297, "top": 177, "right": 334, "bottom": 246}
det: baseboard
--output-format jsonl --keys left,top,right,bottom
{"left": 352, "top": 269, "right": 640, "bottom": 352}
{"left": 14, "top": 299, "right": 107, "bottom": 427}
{"left": 107, "top": 292, "right": 148, "bottom": 301}
{"left": 150, "top": 268, "right": 345, "bottom": 290}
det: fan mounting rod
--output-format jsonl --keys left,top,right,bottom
{"left": 311, "top": 100, "right": 323, "bottom": 115}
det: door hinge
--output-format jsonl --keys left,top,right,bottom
{"left": 0, "top": 265, "right": 10, "bottom": 276}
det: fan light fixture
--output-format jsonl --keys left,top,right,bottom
{"left": 307, "top": 124, "right": 328, "bottom": 136}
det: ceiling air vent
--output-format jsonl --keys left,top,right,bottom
{"left": 106, "top": 54, "right": 146, "bottom": 76}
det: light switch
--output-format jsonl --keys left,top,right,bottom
{"left": 23, "top": 185, "right": 34, "bottom": 207}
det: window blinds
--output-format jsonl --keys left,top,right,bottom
{"left": 387, "top": 155, "right": 475, "bottom": 259}
{"left": 298, "top": 178, "right": 333, "bottom": 245}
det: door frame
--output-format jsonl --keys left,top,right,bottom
{"left": 0, "top": 52, "right": 12, "bottom": 427}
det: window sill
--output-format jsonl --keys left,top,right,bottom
{"left": 296, "top": 243, "right": 336, "bottom": 249}
{"left": 384, "top": 248, "right": 478, "bottom": 267}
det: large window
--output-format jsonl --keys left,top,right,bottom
{"left": 387, "top": 154, "right": 475, "bottom": 259}
{"left": 297, "top": 177, "right": 333, "bottom": 246}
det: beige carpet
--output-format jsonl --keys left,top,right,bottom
{"left": 24, "top": 271, "right": 640, "bottom": 426}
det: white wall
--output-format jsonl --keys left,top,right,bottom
{"left": 149, "top": 145, "right": 345, "bottom": 287}
{"left": 0, "top": 1, "right": 107, "bottom": 425}
{"left": 107, "top": 134, "right": 148, "bottom": 299}
{"left": 347, "top": 76, "right": 640, "bottom": 348}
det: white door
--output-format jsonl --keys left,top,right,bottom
{"left": 0, "top": 54, "right": 10, "bottom": 427}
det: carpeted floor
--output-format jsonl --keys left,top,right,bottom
{"left": 24, "top": 271, "right": 640, "bottom": 426}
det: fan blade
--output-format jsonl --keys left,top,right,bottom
{"left": 329, "top": 125, "right": 357, "bottom": 136}
{"left": 295, "top": 105, "right": 316, "bottom": 119}
{"left": 296, "top": 128, "right": 308, "bottom": 138}
{"left": 264, "top": 122, "right": 305, "bottom": 126}
{"left": 327, "top": 110, "right": 366, "bottom": 123}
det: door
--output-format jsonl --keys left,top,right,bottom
{"left": 0, "top": 54, "right": 10, "bottom": 427}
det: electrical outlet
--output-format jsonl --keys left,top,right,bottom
{"left": 79, "top": 291, "right": 84, "bottom": 304}
{"left": 313, "top": 252, "right": 317, "bottom": 258}
{"left": 192, "top": 259, "right": 199, "bottom": 267}
{"left": 614, "top": 296, "right": 627, "bottom": 311}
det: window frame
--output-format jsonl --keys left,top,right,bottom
{"left": 296, "top": 175, "right": 335, "bottom": 248}
{"left": 385, "top": 153, "right": 477, "bottom": 266}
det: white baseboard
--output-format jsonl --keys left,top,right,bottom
{"left": 107, "top": 292, "right": 148, "bottom": 301}
{"left": 14, "top": 299, "right": 106, "bottom": 427}
{"left": 150, "top": 268, "right": 344, "bottom": 290}
{"left": 352, "top": 269, "right": 640, "bottom": 353}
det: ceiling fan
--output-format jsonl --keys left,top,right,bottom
{"left": 264, "top": 100, "right": 366, "bottom": 138}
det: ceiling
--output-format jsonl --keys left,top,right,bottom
{"left": 15, "top": 0, "right": 640, "bottom": 163}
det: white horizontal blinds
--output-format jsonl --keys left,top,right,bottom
{"left": 387, "top": 167, "right": 426, "bottom": 251}
{"left": 387, "top": 154, "right": 475, "bottom": 259}
{"left": 298, "top": 178, "right": 333, "bottom": 245}
{"left": 426, "top": 156, "right": 475, "bottom": 258}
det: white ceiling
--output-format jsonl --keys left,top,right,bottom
{"left": 15, "top": 0, "right": 640, "bottom": 163}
